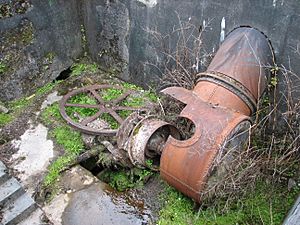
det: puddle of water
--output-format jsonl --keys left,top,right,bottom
{"left": 11, "top": 123, "right": 54, "bottom": 185}
{"left": 62, "top": 182, "right": 153, "bottom": 225}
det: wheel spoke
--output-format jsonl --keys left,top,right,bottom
{"left": 90, "top": 89, "right": 105, "bottom": 105}
{"left": 111, "top": 91, "right": 132, "bottom": 105}
{"left": 114, "top": 106, "right": 140, "bottom": 111}
{"left": 65, "top": 103, "right": 99, "bottom": 109}
{"left": 80, "top": 110, "right": 103, "bottom": 126}
{"left": 107, "top": 109, "right": 123, "bottom": 124}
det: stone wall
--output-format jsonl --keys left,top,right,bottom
{"left": 1, "top": 0, "right": 299, "bottom": 104}
{"left": 0, "top": 0, "right": 83, "bottom": 101}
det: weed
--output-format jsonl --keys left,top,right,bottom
{"left": 99, "top": 168, "right": 153, "bottom": 191}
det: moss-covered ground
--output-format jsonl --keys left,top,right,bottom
{"left": 0, "top": 81, "right": 60, "bottom": 128}
{"left": 38, "top": 63, "right": 158, "bottom": 196}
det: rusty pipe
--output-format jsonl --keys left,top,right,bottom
{"left": 160, "top": 27, "right": 274, "bottom": 202}
{"left": 195, "top": 27, "right": 273, "bottom": 115}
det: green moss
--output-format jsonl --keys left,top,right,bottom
{"left": 158, "top": 181, "right": 299, "bottom": 225}
{"left": 0, "top": 80, "right": 57, "bottom": 127}
{"left": 102, "top": 88, "right": 123, "bottom": 102}
{"left": 44, "top": 52, "right": 55, "bottom": 65}
{"left": 8, "top": 81, "right": 58, "bottom": 112}
{"left": 41, "top": 103, "right": 62, "bottom": 125}
{"left": 158, "top": 185, "right": 195, "bottom": 225}
{"left": 122, "top": 82, "right": 142, "bottom": 91}
{"left": 36, "top": 82, "right": 58, "bottom": 96}
{"left": 44, "top": 126, "right": 84, "bottom": 187}
{"left": 50, "top": 126, "right": 84, "bottom": 155}
{"left": 80, "top": 24, "right": 87, "bottom": 46}
{"left": 100, "top": 113, "right": 119, "bottom": 129}
{"left": 43, "top": 155, "right": 74, "bottom": 186}
{"left": 0, "top": 1, "right": 31, "bottom": 19}
{"left": 0, "top": 113, "right": 13, "bottom": 127}
{"left": 65, "top": 93, "right": 98, "bottom": 121}
{"left": 145, "top": 91, "right": 159, "bottom": 102}
{"left": 99, "top": 168, "right": 153, "bottom": 192}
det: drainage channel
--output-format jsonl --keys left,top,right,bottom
{"left": 61, "top": 156, "right": 157, "bottom": 225}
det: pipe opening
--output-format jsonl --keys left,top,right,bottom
{"left": 80, "top": 155, "right": 104, "bottom": 176}
{"left": 173, "top": 116, "right": 196, "bottom": 141}
{"left": 145, "top": 124, "right": 180, "bottom": 168}
{"left": 227, "top": 25, "right": 276, "bottom": 72}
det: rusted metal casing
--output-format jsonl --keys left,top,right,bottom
{"left": 160, "top": 27, "right": 273, "bottom": 202}
{"left": 117, "top": 113, "right": 180, "bottom": 169}
{"left": 195, "top": 27, "right": 273, "bottom": 115}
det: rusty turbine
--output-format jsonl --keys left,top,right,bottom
{"left": 58, "top": 27, "right": 274, "bottom": 203}
{"left": 159, "top": 27, "right": 274, "bottom": 202}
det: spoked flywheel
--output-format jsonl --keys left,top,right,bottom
{"left": 59, "top": 84, "right": 143, "bottom": 136}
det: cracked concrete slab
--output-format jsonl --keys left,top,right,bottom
{"left": 11, "top": 123, "right": 54, "bottom": 194}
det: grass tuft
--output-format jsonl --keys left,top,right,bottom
{"left": 43, "top": 126, "right": 84, "bottom": 187}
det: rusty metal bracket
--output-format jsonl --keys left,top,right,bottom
{"left": 59, "top": 84, "right": 142, "bottom": 136}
